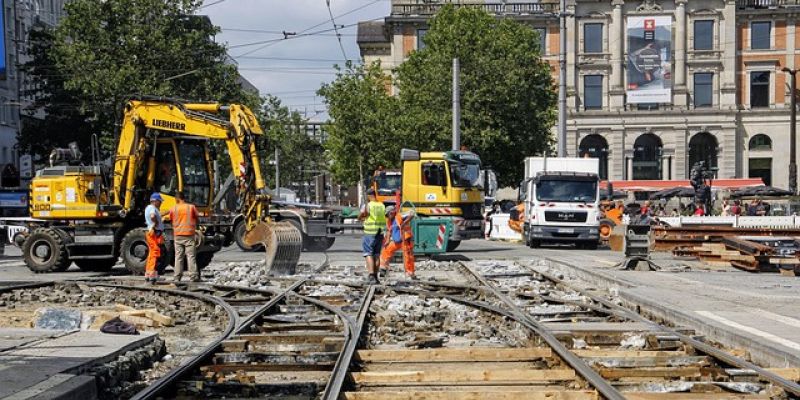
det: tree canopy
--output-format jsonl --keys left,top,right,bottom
{"left": 20, "top": 0, "right": 258, "bottom": 159}
{"left": 319, "top": 5, "right": 556, "bottom": 187}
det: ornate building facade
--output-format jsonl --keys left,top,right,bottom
{"left": 358, "top": 0, "right": 798, "bottom": 188}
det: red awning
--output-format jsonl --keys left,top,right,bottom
{"left": 601, "top": 178, "right": 764, "bottom": 192}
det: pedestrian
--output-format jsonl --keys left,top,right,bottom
{"left": 359, "top": 188, "right": 385, "bottom": 285}
{"left": 693, "top": 201, "right": 705, "bottom": 216}
{"left": 144, "top": 193, "right": 165, "bottom": 284}
{"left": 730, "top": 200, "right": 742, "bottom": 216}
{"left": 168, "top": 191, "right": 200, "bottom": 282}
{"left": 379, "top": 205, "right": 416, "bottom": 280}
{"left": 721, "top": 199, "right": 730, "bottom": 216}
{"left": 641, "top": 200, "right": 652, "bottom": 216}
{"left": 670, "top": 208, "right": 679, "bottom": 217}
{"left": 747, "top": 199, "right": 758, "bottom": 216}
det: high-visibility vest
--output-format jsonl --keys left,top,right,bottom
{"left": 170, "top": 203, "right": 197, "bottom": 237}
{"left": 363, "top": 201, "right": 386, "bottom": 235}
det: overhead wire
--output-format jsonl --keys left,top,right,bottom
{"left": 325, "top": 0, "right": 350, "bottom": 61}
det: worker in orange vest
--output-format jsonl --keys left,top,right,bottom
{"left": 168, "top": 191, "right": 200, "bottom": 282}
{"left": 144, "top": 193, "right": 165, "bottom": 284}
{"left": 379, "top": 205, "right": 416, "bottom": 280}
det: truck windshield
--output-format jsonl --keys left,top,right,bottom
{"left": 536, "top": 180, "right": 597, "bottom": 202}
{"left": 375, "top": 174, "right": 401, "bottom": 195}
{"left": 449, "top": 162, "right": 482, "bottom": 187}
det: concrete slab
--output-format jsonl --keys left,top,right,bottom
{"left": 0, "top": 328, "right": 69, "bottom": 352}
{"left": 0, "top": 329, "right": 156, "bottom": 398}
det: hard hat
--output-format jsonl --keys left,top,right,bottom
{"left": 150, "top": 193, "right": 164, "bottom": 202}
{"left": 385, "top": 205, "right": 396, "bottom": 216}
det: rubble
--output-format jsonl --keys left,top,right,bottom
{"left": 367, "top": 294, "right": 531, "bottom": 348}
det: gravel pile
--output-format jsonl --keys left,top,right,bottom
{"left": 367, "top": 294, "right": 531, "bottom": 348}
{"left": 204, "top": 261, "right": 317, "bottom": 288}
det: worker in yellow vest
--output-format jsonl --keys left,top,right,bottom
{"left": 168, "top": 191, "right": 200, "bottom": 282}
{"left": 358, "top": 188, "right": 385, "bottom": 285}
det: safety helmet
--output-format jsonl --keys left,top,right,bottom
{"left": 150, "top": 192, "right": 164, "bottom": 202}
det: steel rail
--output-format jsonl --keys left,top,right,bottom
{"left": 322, "top": 285, "right": 374, "bottom": 400}
{"left": 459, "top": 262, "right": 628, "bottom": 400}
{"left": 530, "top": 260, "right": 800, "bottom": 398}
{"left": 66, "top": 282, "right": 239, "bottom": 400}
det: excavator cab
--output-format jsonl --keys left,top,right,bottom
{"left": 148, "top": 137, "right": 213, "bottom": 215}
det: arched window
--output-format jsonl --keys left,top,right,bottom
{"left": 579, "top": 134, "right": 609, "bottom": 180}
{"left": 688, "top": 132, "right": 718, "bottom": 172}
{"left": 632, "top": 133, "right": 662, "bottom": 180}
{"left": 748, "top": 134, "right": 772, "bottom": 151}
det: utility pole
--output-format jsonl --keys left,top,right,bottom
{"left": 557, "top": 0, "right": 567, "bottom": 157}
{"left": 783, "top": 67, "right": 797, "bottom": 194}
{"left": 274, "top": 147, "right": 281, "bottom": 195}
{"left": 452, "top": 58, "right": 461, "bottom": 151}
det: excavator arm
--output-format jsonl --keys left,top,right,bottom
{"left": 113, "top": 98, "right": 301, "bottom": 273}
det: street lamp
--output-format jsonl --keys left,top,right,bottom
{"left": 782, "top": 67, "right": 798, "bottom": 194}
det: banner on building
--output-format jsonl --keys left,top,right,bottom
{"left": 626, "top": 16, "right": 671, "bottom": 104}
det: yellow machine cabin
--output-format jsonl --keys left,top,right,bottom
{"left": 400, "top": 149, "right": 485, "bottom": 251}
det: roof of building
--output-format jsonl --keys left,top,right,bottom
{"left": 357, "top": 21, "right": 389, "bottom": 44}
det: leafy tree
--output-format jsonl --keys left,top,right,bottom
{"left": 318, "top": 61, "right": 400, "bottom": 190}
{"left": 19, "top": 0, "right": 257, "bottom": 159}
{"left": 395, "top": 5, "right": 556, "bottom": 186}
{"left": 258, "top": 96, "right": 326, "bottom": 195}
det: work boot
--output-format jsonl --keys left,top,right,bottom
{"left": 190, "top": 276, "right": 201, "bottom": 283}
{"left": 367, "top": 274, "right": 380, "bottom": 285}
{"left": 173, "top": 275, "right": 183, "bottom": 283}
{"left": 378, "top": 268, "right": 388, "bottom": 279}
{"left": 406, "top": 273, "right": 418, "bottom": 280}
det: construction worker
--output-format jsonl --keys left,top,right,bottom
{"left": 358, "top": 188, "right": 385, "bottom": 285}
{"left": 379, "top": 205, "right": 416, "bottom": 279}
{"left": 144, "top": 193, "right": 165, "bottom": 284}
{"left": 168, "top": 191, "right": 200, "bottom": 282}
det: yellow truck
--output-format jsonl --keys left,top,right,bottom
{"left": 400, "top": 149, "right": 485, "bottom": 251}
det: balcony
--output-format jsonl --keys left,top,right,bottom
{"left": 391, "top": 1, "right": 559, "bottom": 17}
{"left": 736, "top": 0, "right": 800, "bottom": 9}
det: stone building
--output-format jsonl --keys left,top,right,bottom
{"left": 358, "top": 0, "right": 799, "bottom": 188}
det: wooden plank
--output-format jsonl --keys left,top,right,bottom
{"left": 583, "top": 356, "right": 710, "bottom": 368}
{"left": 598, "top": 367, "right": 705, "bottom": 379}
{"left": 573, "top": 350, "right": 686, "bottom": 358}
{"left": 343, "top": 390, "right": 598, "bottom": 400}
{"left": 351, "top": 369, "right": 575, "bottom": 385}
{"left": 356, "top": 347, "right": 552, "bottom": 363}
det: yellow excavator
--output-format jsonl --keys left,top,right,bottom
{"left": 23, "top": 97, "right": 301, "bottom": 274}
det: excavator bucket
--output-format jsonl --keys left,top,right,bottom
{"left": 243, "top": 220, "right": 303, "bottom": 275}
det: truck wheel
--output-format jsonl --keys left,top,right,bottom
{"left": 23, "top": 228, "right": 71, "bottom": 273}
{"left": 197, "top": 252, "right": 214, "bottom": 270}
{"left": 234, "top": 220, "right": 263, "bottom": 252}
{"left": 74, "top": 258, "right": 117, "bottom": 272}
{"left": 581, "top": 241, "right": 599, "bottom": 250}
{"left": 446, "top": 240, "right": 461, "bottom": 252}
{"left": 121, "top": 228, "right": 149, "bottom": 275}
{"left": 529, "top": 239, "right": 541, "bottom": 248}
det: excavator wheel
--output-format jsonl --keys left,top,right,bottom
{"left": 23, "top": 228, "right": 71, "bottom": 273}
{"left": 243, "top": 220, "right": 303, "bottom": 275}
{"left": 121, "top": 228, "right": 149, "bottom": 275}
{"left": 234, "top": 219, "right": 263, "bottom": 252}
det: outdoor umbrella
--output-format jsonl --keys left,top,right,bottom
{"left": 649, "top": 187, "right": 695, "bottom": 200}
{"left": 730, "top": 186, "right": 793, "bottom": 198}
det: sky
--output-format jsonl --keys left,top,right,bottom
{"left": 203, "top": 0, "right": 391, "bottom": 120}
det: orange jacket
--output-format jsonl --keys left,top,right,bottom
{"left": 169, "top": 203, "right": 198, "bottom": 237}
{"left": 385, "top": 212, "right": 413, "bottom": 242}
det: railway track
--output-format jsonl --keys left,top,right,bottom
{"left": 17, "top": 252, "right": 791, "bottom": 400}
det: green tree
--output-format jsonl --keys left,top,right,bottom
{"left": 19, "top": 0, "right": 257, "bottom": 159}
{"left": 395, "top": 5, "right": 556, "bottom": 186}
{"left": 258, "top": 96, "right": 325, "bottom": 195}
{"left": 318, "top": 61, "right": 400, "bottom": 189}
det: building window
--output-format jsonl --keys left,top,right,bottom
{"left": 417, "top": 29, "right": 427, "bottom": 50}
{"left": 749, "top": 158, "right": 772, "bottom": 186}
{"left": 748, "top": 134, "right": 772, "bottom": 151}
{"left": 584, "top": 75, "right": 603, "bottom": 110}
{"left": 694, "top": 20, "right": 714, "bottom": 50}
{"left": 750, "top": 71, "right": 770, "bottom": 108}
{"left": 632, "top": 133, "right": 663, "bottom": 180}
{"left": 637, "top": 103, "right": 659, "bottom": 111}
{"left": 688, "top": 132, "right": 718, "bottom": 172}
{"left": 694, "top": 73, "right": 713, "bottom": 108}
{"left": 579, "top": 134, "right": 609, "bottom": 180}
{"left": 583, "top": 23, "right": 602, "bottom": 53}
{"left": 535, "top": 27, "right": 547, "bottom": 54}
{"left": 751, "top": 21, "right": 771, "bottom": 50}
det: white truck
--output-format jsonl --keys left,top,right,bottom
{"left": 521, "top": 157, "right": 601, "bottom": 249}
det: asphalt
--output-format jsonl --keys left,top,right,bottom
{"left": 1, "top": 236, "right": 799, "bottom": 368}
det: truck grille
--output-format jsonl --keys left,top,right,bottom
{"left": 459, "top": 203, "right": 483, "bottom": 219}
{"left": 544, "top": 211, "right": 588, "bottom": 223}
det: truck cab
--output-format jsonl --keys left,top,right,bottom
{"left": 401, "top": 149, "right": 485, "bottom": 248}
{"left": 522, "top": 158, "right": 601, "bottom": 249}
{"left": 370, "top": 168, "right": 402, "bottom": 205}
